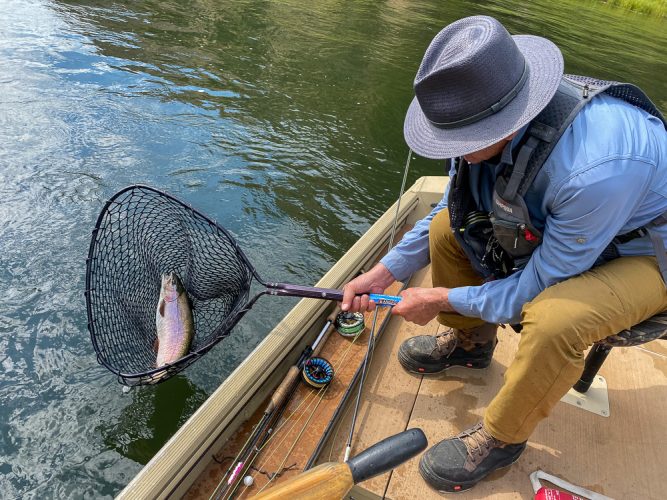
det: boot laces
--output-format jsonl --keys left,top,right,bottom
{"left": 432, "top": 328, "right": 458, "bottom": 356}
{"left": 458, "top": 422, "right": 496, "bottom": 460}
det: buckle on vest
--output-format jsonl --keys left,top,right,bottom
{"left": 529, "top": 122, "right": 557, "bottom": 143}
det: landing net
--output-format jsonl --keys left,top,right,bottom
{"left": 85, "top": 185, "right": 254, "bottom": 385}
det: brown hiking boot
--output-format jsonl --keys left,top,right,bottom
{"left": 419, "top": 422, "right": 526, "bottom": 492}
{"left": 397, "top": 323, "right": 497, "bottom": 374}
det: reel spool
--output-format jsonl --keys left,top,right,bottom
{"left": 301, "top": 357, "right": 334, "bottom": 388}
{"left": 335, "top": 312, "right": 365, "bottom": 338}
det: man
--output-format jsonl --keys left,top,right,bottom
{"left": 341, "top": 15, "right": 667, "bottom": 493}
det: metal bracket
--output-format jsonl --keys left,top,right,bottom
{"left": 560, "top": 375, "right": 610, "bottom": 417}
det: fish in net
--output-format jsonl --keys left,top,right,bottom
{"left": 85, "top": 185, "right": 399, "bottom": 386}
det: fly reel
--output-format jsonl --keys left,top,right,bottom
{"left": 335, "top": 312, "right": 365, "bottom": 338}
{"left": 301, "top": 357, "right": 334, "bottom": 388}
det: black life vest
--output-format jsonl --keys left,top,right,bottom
{"left": 448, "top": 74, "right": 667, "bottom": 281}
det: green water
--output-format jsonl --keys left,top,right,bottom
{"left": 0, "top": 0, "right": 664, "bottom": 497}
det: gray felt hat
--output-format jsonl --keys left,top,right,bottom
{"left": 404, "top": 16, "right": 564, "bottom": 159}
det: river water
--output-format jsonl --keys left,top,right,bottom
{"left": 0, "top": 0, "right": 664, "bottom": 497}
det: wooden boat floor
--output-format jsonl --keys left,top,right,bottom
{"left": 185, "top": 283, "right": 404, "bottom": 500}
{"left": 318, "top": 266, "right": 667, "bottom": 499}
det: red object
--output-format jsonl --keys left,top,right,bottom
{"left": 534, "top": 487, "right": 585, "bottom": 500}
{"left": 524, "top": 228, "right": 539, "bottom": 242}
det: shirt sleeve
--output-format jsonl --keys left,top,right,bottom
{"left": 448, "top": 157, "right": 655, "bottom": 324}
{"left": 380, "top": 162, "right": 455, "bottom": 282}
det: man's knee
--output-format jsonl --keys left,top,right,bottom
{"left": 520, "top": 298, "right": 588, "bottom": 356}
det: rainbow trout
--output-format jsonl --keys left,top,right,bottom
{"left": 155, "top": 272, "right": 194, "bottom": 368}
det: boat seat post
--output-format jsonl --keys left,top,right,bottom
{"left": 571, "top": 311, "right": 667, "bottom": 394}
{"left": 573, "top": 343, "right": 612, "bottom": 393}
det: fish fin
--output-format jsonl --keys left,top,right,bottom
{"left": 158, "top": 298, "right": 165, "bottom": 317}
{"left": 179, "top": 287, "right": 194, "bottom": 311}
{"left": 153, "top": 337, "right": 160, "bottom": 353}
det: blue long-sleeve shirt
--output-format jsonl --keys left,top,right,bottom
{"left": 381, "top": 94, "right": 667, "bottom": 324}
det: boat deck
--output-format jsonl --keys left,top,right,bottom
{"left": 123, "top": 178, "right": 667, "bottom": 499}
{"left": 317, "top": 266, "right": 667, "bottom": 499}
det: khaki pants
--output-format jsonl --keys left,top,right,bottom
{"left": 429, "top": 209, "right": 667, "bottom": 443}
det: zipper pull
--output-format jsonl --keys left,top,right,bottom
{"left": 515, "top": 224, "right": 525, "bottom": 249}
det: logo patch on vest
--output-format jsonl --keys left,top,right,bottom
{"left": 494, "top": 194, "right": 514, "bottom": 215}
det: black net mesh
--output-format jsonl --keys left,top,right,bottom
{"left": 515, "top": 83, "right": 580, "bottom": 195}
{"left": 85, "top": 185, "right": 255, "bottom": 385}
{"left": 566, "top": 74, "right": 666, "bottom": 126}
{"left": 447, "top": 158, "right": 473, "bottom": 231}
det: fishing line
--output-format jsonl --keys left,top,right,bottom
{"left": 343, "top": 308, "right": 379, "bottom": 462}
{"left": 232, "top": 382, "right": 331, "bottom": 499}
{"left": 211, "top": 366, "right": 326, "bottom": 500}
{"left": 247, "top": 463, "right": 298, "bottom": 481}
{"left": 343, "top": 148, "right": 413, "bottom": 462}
{"left": 248, "top": 326, "right": 365, "bottom": 496}
{"left": 233, "top": 342, "right": 344, "bottom": 488}
{"left": 213, "top": 418, "right": 265, "bottom": 486}
{"left": 227, "top": 391, "right": 323, "bottom": 499}
{"left": 245, "top": 338, "right": 356, "bottom": 472}
{"left": 213, "top": 312, "right": 341, "bottom": 499}
{"left": 227, "top": 330, "right": 362, "bottom": 499}
{"left": 215, "top": 386, "right": 322, "bottom": 500}
{"left": 216, "top": 368, "right": 332, "bottom": 500}
{"left": 387, "top": 149, "right": 413, "bottom": 250}
{"left": 212, "top": 386, "right": 308, "bottom": 499}
{"left": 255, "top": 390, "right": 328, "bottom": 495}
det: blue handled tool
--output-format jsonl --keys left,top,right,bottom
{"left": 368, "top": 293, "right": 401, "bottom": 306}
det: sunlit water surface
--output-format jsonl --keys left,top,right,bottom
{"left": 0, "top": 0, "right": 664, "bottom": 497}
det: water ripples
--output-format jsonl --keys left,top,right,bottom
{"left": 0, "top": 0, "right": 664, "bottom": 497}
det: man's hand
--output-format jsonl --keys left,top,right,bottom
{"left": 392, "top": 287, "right": 454, "bottom": 326}
{"left": 341, "top": 263, "right": 396, "bottom": 313}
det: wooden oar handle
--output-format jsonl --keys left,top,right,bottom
{"left": 253, "top": 463, "right": 352, "bottom": 500}
{"left": 252, "top": 428, "right": 428, "bottom": 499}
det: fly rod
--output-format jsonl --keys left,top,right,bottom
{"left": 343, "top": 307, "right": 379, "bottom": 462}
{"left": 342, "top": 149, "right": 413, "bottom": 462}
{"left": 213, "top": 306, "right": 340, "bottom": 500}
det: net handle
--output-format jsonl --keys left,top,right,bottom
{"left": 266, "top": 283, "right": 401, "bottom": 306}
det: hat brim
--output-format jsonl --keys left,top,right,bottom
{"left": 403, "top": 35, "right": 564, "bottom": 159}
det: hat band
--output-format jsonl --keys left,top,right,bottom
{"left": 429, "top": 62, "right": 529, "bottom": 129}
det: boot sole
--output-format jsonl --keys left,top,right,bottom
{"left": 419, "top": 451, "right": 522, "bottom": 493}
{"left": 397, "top": 348, "right": 492, "bottom": 374}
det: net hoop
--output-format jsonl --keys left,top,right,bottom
{"left": 85, "top": 185, "right": 259, "bottom": 386}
